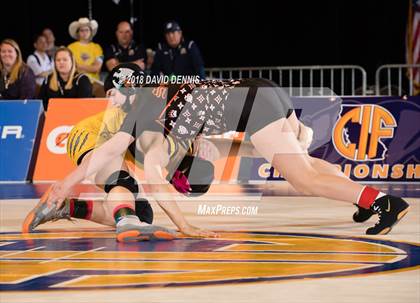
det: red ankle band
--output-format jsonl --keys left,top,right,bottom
{"left": 69, "top": 199, "right": 93, "bottom": 220}
{"left": 69, "top": 199, "right": 75, "bottom": 217}
{"left": 358, "top": 186, "right": 379, "bottom": 209}
{"left": 85, "top": 200, "right": 93, "bottom": 220}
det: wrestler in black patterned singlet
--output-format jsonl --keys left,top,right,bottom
{"left": 120, "top": 78, "right": 294, "bottom": 149}
{"left": 158, "top": 80, "right": 240, "bottom": 140}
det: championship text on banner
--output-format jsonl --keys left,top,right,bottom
{"left": 239, "top": 96, "right": 420, "bottom": 182}
{"left": 33, "top": 99, "right": 108, "bottom": 181}
{"left": 0, "top": 100, "right": 43, "bottom": 182}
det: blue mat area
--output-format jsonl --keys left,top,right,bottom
{"left": 0, "top": 183, "right": 418, "bottom": 200}
{"left": 0, "top": 184, "right": 45, "bottom": 199}
{"left": 0, "top": 184, "right": 100, "bottom": 200}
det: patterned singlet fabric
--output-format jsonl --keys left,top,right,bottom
{"left": 156, "top": 80, "right": 241, "bottom": 144}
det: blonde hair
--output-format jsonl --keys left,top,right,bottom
{"left": 0, "top": 39, "right": 25, "bottom": 84}
{"left": 49, "top": 47, "right": 77, "bottom": 91}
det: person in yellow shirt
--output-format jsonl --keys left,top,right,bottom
{"left": 68, "top": 18, "right": 103, "bottom": 83}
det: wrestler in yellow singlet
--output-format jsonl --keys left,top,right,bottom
{"left": 67, "top": 105, "right": 193, "bottom": 169}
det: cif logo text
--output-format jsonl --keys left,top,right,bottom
{"left": 333, "top": 104, "right": 397, "bottom": 161}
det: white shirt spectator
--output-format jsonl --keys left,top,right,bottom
{"left": 27, "top": 51, "right": 53, "bottom": 85}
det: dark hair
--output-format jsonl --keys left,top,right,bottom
{"left": 33, "top": 33, "right": 46, "bottom": 44}
{"left": 116, "top": 20, "right": 133, "bottom": 31}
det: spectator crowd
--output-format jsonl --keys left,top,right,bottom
{"left": 0, "top": 18, "right": 205, "bottom": 109}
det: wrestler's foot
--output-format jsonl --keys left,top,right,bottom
{"left": 22, "top": 187, "right": 71, "bottom": 233}
{"left": 366, "top": 195, "right": 410, "bottom": 235}
{"left": 116, "top": 215, "right": 176, "bottom": 242}
{"left": 352, "top": 203, "right": 375, "bottom": 223}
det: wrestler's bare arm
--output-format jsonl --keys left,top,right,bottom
{"left": 141, "top": 132, "right": 218, "bottom": 237}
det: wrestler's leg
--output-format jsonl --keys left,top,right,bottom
{"left": 250, "top": 117, "right": 410, "bottom": 235}
{"left": 250, "top": 117, "right": 363, "bottom": 202}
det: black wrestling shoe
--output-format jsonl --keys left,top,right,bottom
{"left": 352, "top": 204, "right": 375, "bottom": 223}
{"left": 366, "top": 195, "right": 410, "bottom": 235}
{"left": 135, "top": 198, "right": 154, "bottom": 224}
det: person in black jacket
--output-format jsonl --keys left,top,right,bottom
{"left": 39, "top": 46, "right": 92, "bottom": 110}
{"left": 104, "top": 21, "right": 147, "bottom": 72}
{"left": 151, "top": 21, "right": 205, "bottom": 79}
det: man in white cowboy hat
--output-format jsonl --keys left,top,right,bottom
{"left": 68, "top": 17, "right": 103, "bottom": 84}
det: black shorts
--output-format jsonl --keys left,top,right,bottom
{"left": 224, "top": 78, "right": 294, "bottom": 135}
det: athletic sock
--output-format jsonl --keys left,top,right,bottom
{"left": 69, "top": 199, "right": 93, "bottom": 219}
{"left": 113, "top": 204, "right": 136, "bottom": 224}
{"left": 357, "top": 186, "right": 386, "bottom": 209}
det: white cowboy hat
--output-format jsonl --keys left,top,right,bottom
{"left": 68, "top": 17, "right": 98, "bottom": 40}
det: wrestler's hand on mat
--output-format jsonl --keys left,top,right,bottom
{"left": 46, "top": 181, "right": 72, "bottom": 209}
{"left": 180, "top": 224, "right": 220, "bottom": 238}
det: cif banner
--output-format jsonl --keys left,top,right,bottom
{"left": 33, "top": 99, "right": 108, "bottom": 181}
{"left": 0, "top": 100, "right": 43, "bottom": 182}
{"left": 239, "top": 96, "right": 420, "bottom": 182}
